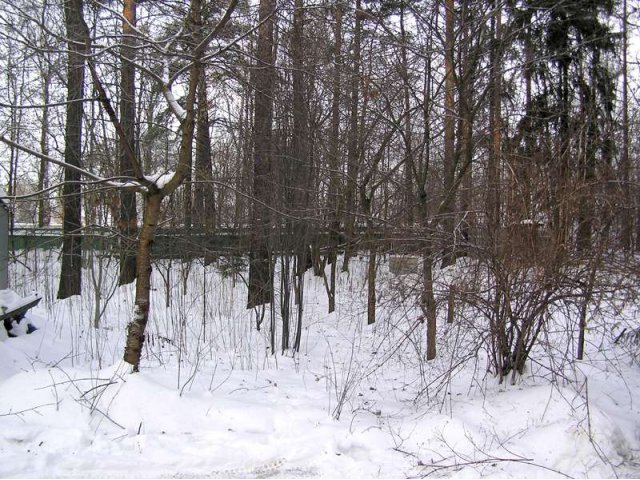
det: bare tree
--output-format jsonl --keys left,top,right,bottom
{"left": 123, "top": 0, "right": 239, "bottom": 371}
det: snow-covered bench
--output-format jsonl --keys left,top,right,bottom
{"left": 1, "top": 292, "right": 41, "bottom": 337}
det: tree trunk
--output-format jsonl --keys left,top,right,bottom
{"left": 37, "top": 67, "right": 51, "bottom": 227}
{"left": 118, "top": 0, "right": 138, "bottom": 286}
{"left": 422, "top": 240, "right": 437, "bottom": 360}
{"left": 400, "top": 6, "right": 414, "bottom": 226}
{"left": 621, "top": 0, "right": 632, "bottom": 252}
{"left": 576, "top": 53, "right": 597, "bottom": 253}
{"left": 417, "top": 43, "right": 437, "bottom": 360}
{"left": 552, "top": 58, "right": 570, "bottom": 255}
{"left": 194, "top": 73, "right": 214, "bottom": 234}
{"left": 291, "top": 0, "right": 310, "bottom": 352}
{"left": 123, "top": 191, "right": 162, "bottom": 371}
{"left": 487, "top": 1, "right": 502, "bottom": 245}
{"left": 327, "top": 1, "right": 343, "bottom": 313}
{"left": 458, "top": 1, "right": 473, "bottom": 258}
{"left": 441, "top": 0, "right": 456, "bottom": 268}
{"left": 281, "top": 256, "right": 290, "bottom": 351}
{"left": 58, "top": 0, "right": 87, "bottom": 299}
{"left": 367, "top": 244, "right": 377, "bottom": 325}
{"left": 183, "top": 142, "right": 194, "bottom": 231}
{"left": 363, "top": 194, "right": 376, "bottom": 325}
{"left": 247, "top": 0, "right": 276, "bottom": 308}
{"left": 342, "top": 0, "right": 362, "bottom": 273}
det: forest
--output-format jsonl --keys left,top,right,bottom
{"left": 1, "top": 0, "right": 640, "bottom": 477}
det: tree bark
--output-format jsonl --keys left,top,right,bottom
{"left": 118, "top": 0, "right": 138, "bottom": 286}
{"left": 291, "top": 0, "right": 309, "bottom": 352}
{"left": 123, "top": 190, "right": 162, "bottom": 371}
{"left": 37, "top": 66, "right": 51, "bottom": 227}
{"left": 342, "top": 0, "right": 362, "bottom": 273}
{"left": 362, "top": 193, "right": 376, "bottom": 325}
{"left": 58, "top": 0, "right": 88, "bottom": 299}
{"left": 327, "top": 1, "right": 343, "bottom": 314}
{"left": 247, "top": 0, "right": 276, "bottom": 308}
{"left": 194, "top": 73, "right": 214, "bottom": 234}
{"left": 441, "top": 0, "right": 456, "bottom": 268}
{"left": 576, "top": 51, "right": 598, "bottom": 253}
{"left": 400, "top": 5, "right": 414, "bottom": 226}
{"left": 487, "top": 1, "right": 502, "bottom": 244}
{"left": 621, "top": 0, "right": 632, "bottom": 252}
{"left": 458, "top": 1, "right": 473, "bottom": 257}
{"left": 423, "top": 240, "right": 437, "bottom": 360}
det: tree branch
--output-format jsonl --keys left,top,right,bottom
{"left": 0, "top": 135, "right": 143, "bottom": 190}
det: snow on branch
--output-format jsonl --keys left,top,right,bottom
{"left": 163, "top": 86, "right": 187, "bottom": 122}
{"left": 145, "top": 171, "right": 177, "bottom": 190}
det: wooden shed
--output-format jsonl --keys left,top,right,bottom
{"left": 0, "top": 189, "right": 8, "bottom": 290}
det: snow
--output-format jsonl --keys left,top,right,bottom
{"left": 520, "top": 218, "right": 541, "bottom": 225}
{"left": 145, "top": 171, "right": 176, "bottom": 190}
{"left": 0, "top": 291, "right": 41, "bottom": 312}
{"left": 1, "top": 250, "right": 640, "bottom": 478}
{"left": 163, "top": 88, "right": 187, "bottom": 122}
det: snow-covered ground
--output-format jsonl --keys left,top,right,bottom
{"left": 1, "top": 248, "right": 640, "bottom": 478}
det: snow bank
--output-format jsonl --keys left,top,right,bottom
{"left": 0, "top": 254, "right": 639, "bottom": 478}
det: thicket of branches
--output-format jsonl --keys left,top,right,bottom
{"left": 1, "top": 0, "right": 639, "bottom": 377}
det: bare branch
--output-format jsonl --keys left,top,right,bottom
{"left": 0, "top": 135, "right": 143, "bottom": 191}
